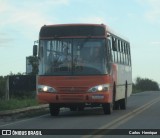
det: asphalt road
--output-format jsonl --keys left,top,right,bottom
{"left": 0, "top": 91, "right": 160, "bottom": 138}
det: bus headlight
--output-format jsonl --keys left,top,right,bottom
{"left": 88, "top": 84, "right": 109, "bottom": 92}
{"left": 38, "top": 85, "right": 57, "bottom": 93}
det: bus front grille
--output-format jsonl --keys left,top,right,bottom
{"left": 60, "top": 95, "right": 84, "bottom": 101}
{"left": 58, "top": 87, "right": 88, "bottom": 93}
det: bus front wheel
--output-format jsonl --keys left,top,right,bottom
{"left": 49, "top": 103, "right": 60, "bottom": 116}
{"left": 102, "top": 103, "right": 112, "bottom": 115}
{"left": 70, "top": 106, "right": 77, "bottom": 111}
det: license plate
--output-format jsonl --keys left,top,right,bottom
{"left": 92, "top": 95, "right": 104, "bottom": 99}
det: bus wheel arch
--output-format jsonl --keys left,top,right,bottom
{"left": 119, "top": 81, "right": 128, "bottom": 110}
{"left": 113, "top": 82, "right": 119, "bottom": 110}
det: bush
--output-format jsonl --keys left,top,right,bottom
{"left": 133, "top": 77, "right": 159, "bottom": 93}
{"left": 0, "top": 98, "right": 38, "bottom": 111}
{"left": 0, "top": 74, "right": 36, "bottom": 100}
{"left": 9, "top": 75, "right": 36, "bottom": 99}
{"left": 0, "top": 76, "right": 7, "bottom": 100}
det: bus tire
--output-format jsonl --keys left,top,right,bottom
{"left": 102, "top": 103, "right": 112, "bottom": 115}
{"left": 49, "top": 103, "right": 60, "bottom": 116}
{"left": 114, "top": 101, "right": 120, "bottom": 110}
{"left": 70, "top": 106, "right": 77, "bottom": 111}
{"left": 119, "top": 82, "right": 127, "bottom": 110}
{"left": 78, "top": 106, "right": 85, "bottom": 111}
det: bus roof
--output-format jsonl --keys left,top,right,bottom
{"left": 40, "top": 24, "right": 107, "bottom": 38}
{"left": 39, "top": 23, "right": 129, "bottom": 42}
{"left": 43, "top": 23, "right": 106, "bottom": 27}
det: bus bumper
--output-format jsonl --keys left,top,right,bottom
{"left": 37, "top": 92, "right": 111, "bottom": 104}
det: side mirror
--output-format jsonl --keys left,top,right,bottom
{"left": 33, "top": 45, "right": 37, "bottom": 56}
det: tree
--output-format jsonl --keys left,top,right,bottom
{"left": 133, "top": 77, "right": 159, "bottom": 93}
{"left": 0, "top": 76, "right": 7, "bottom": 100}
{"left": 28, "top": 56, "right": 39, "bottom": 75}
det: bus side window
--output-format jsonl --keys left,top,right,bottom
{"left": 118, "top": 40, "right": 121, "bottom": 64}
{"left": 124, "top": 43, "right": 126, "bottom": 65}
{"left": 125, "top": 43, "right": 129, "bottom": 65}
{"left": 110, "top": 36, "right": 115, "bottom": 62}
{"left": 122, "top": 42, "right": 127, "bottom": 65}
{"left": 107, "top": 39, "right": 113, "bottom": 62}
{"left": 115, "top": 38, "right": 119, "bottom": 63}
{"left": 121, "top": 41, "right": 124, "bottom": 64}
{"left": 112, "top": 37, "right": 117, "bottom": 51}
{"left": 121, "top": 41, "right": 125, "bottom": 64}
{"left": 128, "top": 44, "right": 131, "bottom": 66}
{"left": 115, "top": 38, "right": 118, "bottom": 63}
{"left": 120, "top": 41, "right": 122, "bottom": 64}
{"left": 106, "top": 39, "right": 112, "bottom": 73}
{"left": 39, "top": 43, "right": 43, "bottom": 59}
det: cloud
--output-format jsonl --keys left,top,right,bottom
{"left": 150, "top": 41, "right": 160, "bottom": 46}
{"left": 0, "top": 0, "right": 70, "bottom": 27}
{"left": 40, "top": 0, "right": 69, "bottom": 5}
{"left": 9, "top": 11, "right": 50, "bottom": 30}
{"left": 138, "top": 0, "right": 160, "bottom": 23}
{"left": 0, "top": 0, "right": 70, "bottom": 46}
{"left": 0, "top": 1, "right": 60, "bottom": 29}
{"left": 78, "top": 17, "right": 107, "bottom": 24}
{"left": 0, "top": 32, "right": 14, "bottom": 47}
{"left": 146, "top": 0, "right": 160, "bottom": 23}
{"left": 0, "top": 38, "right": 14, "bottom": 47}
{"left": 0, "top": 0, "right": 11, "bottom": 13}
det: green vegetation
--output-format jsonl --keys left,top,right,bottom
{"left": 0, "top": 76, "right": 7, "bottom": 100}
{"left": 0, "top": 98, "right": 38, "bottom": 111}
{"left": 0, "top": 72, "right": 26, "bottom": 100}
{"left": 0, "top": 73, "right": 38, "bottom": 111}
{"left": 28, "top": 56, "right": 39, "bottom": 75}
{"left": 133, "top": 77, "right": 160, "bottom": 93}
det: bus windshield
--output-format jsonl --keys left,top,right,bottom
{"left": 39, "top": 38, "right": 108, "bottom": 76}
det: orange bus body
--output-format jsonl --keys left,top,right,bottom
{"left": 35, "top": 23, "right": 132, "bottom": 115}
{"left": 37, "top": 75, "right": 113, "bottom": 104}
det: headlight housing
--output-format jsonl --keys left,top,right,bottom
{"left": 38, "top": 85, "right": 57, "bottom": 93}
{"left": 88, "top": 84, "right": 109, "bottom": 92}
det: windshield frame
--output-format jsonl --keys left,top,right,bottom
{"left": 38, "top": 38, "right": 108, "bottom": 76}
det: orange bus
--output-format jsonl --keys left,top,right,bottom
{"left": 34, "top": 24, "right": 132, "bottom": 116}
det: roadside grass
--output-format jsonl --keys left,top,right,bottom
{"left": 0, "top": 98, "right": 39, "bottom": 111}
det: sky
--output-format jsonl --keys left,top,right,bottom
{"left": 0, "top": 0, "right": 160, "bottom": 83}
